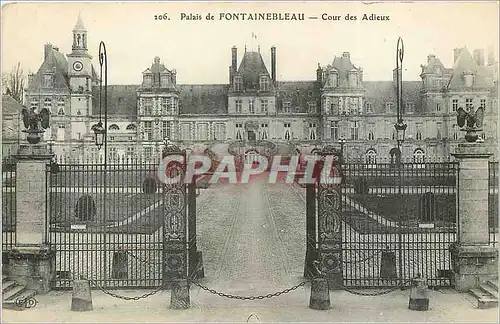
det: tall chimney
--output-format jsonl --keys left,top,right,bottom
{"left": 473, "top": 49, "right": 484, "bottom": 66}
{"left": 229, "top": 66, "right": 233, "bottom": 85}
{"left": 271, "top": 46, "right": 276, "bottom": 83}
{"left": 231, "top": 46, "right": 237, "bottom": 72}
{"left": 44, "top": 43, "right": 53, "bottom": 59}
{"left": 316, "top": 64, "right": 323, "bottom": 87}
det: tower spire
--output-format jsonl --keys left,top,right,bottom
{"left": 73, "top": 12, "right": 86, "bottom": 31}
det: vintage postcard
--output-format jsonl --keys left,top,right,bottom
{"left": 1, "top": 1, "right": 499, "bottom": 323}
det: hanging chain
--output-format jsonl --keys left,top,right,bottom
{"left": 190, "top": 279, "right": 309, "bottom": 300}
{"left": 83, "top": 276, "right": 167, "bottom": 301}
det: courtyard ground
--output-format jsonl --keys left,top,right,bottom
{"left": 2, "top": 177, "right": 498, "bottom": 322}
{"left": 2, "top": 287, "right": 498, "bottom": 323}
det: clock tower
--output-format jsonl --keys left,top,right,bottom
{"left": 67, "top": 14, "right": 93, "bottom": 93}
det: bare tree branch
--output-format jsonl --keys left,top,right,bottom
{"left": 3, "top": 62, "right": 26, "bottom": 103}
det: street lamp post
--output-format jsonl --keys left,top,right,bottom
{"left": 338, "top": 138, "right": 346, "bottom": 164}
{"left": 92, "top": 41, "right": 108, "bottom": 281}
{"left": 394, "top": 36, "right": 407, "bottom": 287}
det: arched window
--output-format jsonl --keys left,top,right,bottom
{"left": 109, "top": 124, "right": 120, "bottom": 131}
{"left": 413, "top": 148, "right": 425, "bottom": 167}
{"left": 365, "top": 149, "right": 377, "bottom": 166}
{"left": 126, "top": 124, "right": 136, "bottom": 131}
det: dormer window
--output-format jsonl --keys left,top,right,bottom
{"left": 160, "top": 73, "right": 170, "bottom": 88}
{"left": 283, "top": 102, "right": 291, "bottom": 113}
{"left": 365, "top": 102, "right": 373, "bottom": 113}
{"left": 329, "top": 72, "right": 338, "bottom": 87}
{"left": 234, "top": 76, "right": 242, "bottom": 91}
{"left": 260, "top": 76, "right": 269, "bottom": 91}
{"left": 44, "top": 98, "right": 52, "bottom": 109}
{"left": 143, "top": 72, "right": 152, "bottom": 87}
{"left": 43, "top": 74, "right": 54, "bottom": 88}
{"left": 348, "top": 72, "right": 358, "bottom": 87}
{"left": 109, "top": 124, "right": 120, "bottom": 131}
{"left": 58, "top": 108, "right": 65, "bottom": 116}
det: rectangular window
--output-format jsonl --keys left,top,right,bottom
{"left": 283, "top": 102, "right": 291, "bottom": 113}
{"left": 386, "top": 102, "right": 394, "bottom": 112}
{"left": 249, "top": 100, "right": 255, "bottom": 114}
{"left": 261, "top": 100, "right": 268, "bottom": 113}
{"left": 260, "top": 123, "right": 268, "bottom": 140}
{"left": 181, "top": 124, "right": 191, "bottom": 140}
{"left": 436, "top": 122, "right": 442, "bottom": 139}
{"left": 368, "top": 130, "right": 374, "bottom": 141}
{"left": 405, "top": 102, "right": 414, "bottom": 114}
{"left": 452, "top": 124, "right": 458, "bottom": 140}
{"left": 260, "top": 76, "right": 269, "bottom": 91}
{"left": 198, "top": 123, "right": 208, "bottom": 140}
{"left": 213, "top": 124, "right": 225, "bottom": 140}
{"left": 126, "top": 147, "right": 135, "bottom": 157}
{"left": 144, "top": 121, "right": 152, "bottom": 140}
{"left": 284, "top": 122, "right": 291, "bottom": 140}
{"left": 235, "top": 123, "right": 243, "bottom": 140}
{"left": 162, "top": 121, "right": 171, "bottom": 139}
{"left": 161, "top": 97, "right": 170, "bottom": 114}
{"left": 309, "top": 123, "right": 317, "bottom": 140}
{"left": 144, "top": 99, "right": 153, "bottom": 115}
{"left": 143, "top": 147, "right": 153, "bottom": 160}
{"left": 416, "top": 123, "right": 423, "bottom": 140}
{"left": 235, "top": 99, "right": 242, "bottom": 113}
{"left": 436, "top": 102, "right": 441, "bottom": 112}
{"left": 365, "top": 102, "right": 373, "bottom": 113}
{"left": 43, "top": 74, "right": 53, "bottom": 88}
{"left": 30, "top": 99, "right": 39, "bottom": 110}
{"left": 330, "top": 121, "right": 339, "bottom": 140}
{"left": 480, "top": 99, "right": 486, "bottom": 109}
{"left": 234, "top": 76, "right": 242, "bottom": 91}
{"left": 44, "top": 98, "right": 52, "bottom": 110}
{"left": 465, "top": 98, "right": 473, "bottom": 111}
{"left": 452, "top": 99, "right": 458, "bottom": 111}
{"left": 350, "top": 121, "right": 359, "bottom": 140}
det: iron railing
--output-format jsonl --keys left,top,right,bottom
{"left": 340, "top": 161, "right": 458, "bottom": 288}
{"left": 2, "top": 159, "right": 16, "bottom": 251}
{"left": 47, "top": 159, "right": 167, "bottom": 289}
{"left": 489, "top": 161, "right": 498, "bottom": 247}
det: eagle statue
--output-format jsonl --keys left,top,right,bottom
{"left": 20, "top": 107, "right": 50, "bottom": 144}
{"left": 21, "top": 107, "right": 50, "bottom": 131}
{"left": 456, "top": 106, "right": 484, "bottom": 142}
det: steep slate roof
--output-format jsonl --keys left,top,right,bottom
{"left": 2, "top": 95, "right": 23, "bottom": 115}
{"left": 447, "top": 48, "right": 496, "bottom": 89}
{"left": 325, "top": 54, "right": 360, "bottom": 87}
{"left": 363, "top": 81, "right": 423, "bottom": 114}
{"left": 91, "top": 85, "right": 138, "bottom": 117}
{"left": 177, "top": 84, "right": 229, "bottom": 114}
{"left": 276, "top": 81, "right": 317, "bottom": 113}
{"left": 236, "top": 51, "right": 270, "bottom": 90}
{"left": 27, "top": 46, "right": 69, "bottom": 91}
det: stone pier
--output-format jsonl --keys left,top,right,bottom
{"left": 450, "top": 143, "right": 498, "bottom": 292}
{"left": 6, "top": 144, "right": 56, "bottom": 293}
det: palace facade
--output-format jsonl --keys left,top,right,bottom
{"left": 19, "top": 16, "right": 499, "bottom": 163}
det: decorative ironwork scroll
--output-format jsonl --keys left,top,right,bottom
{"left": 162, "top": 147, "right": 188, "bottom": 285}
{"left": 317, "top": 181, "right": 343, "bottom": 288}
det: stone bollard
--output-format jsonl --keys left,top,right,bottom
{"left": 408, "top": 277, "right": 429, "bottom": 311}
{"left": 309, "top": 278, "right": 330, "bottom": 310}
{"left": 71, "top": 279, "right": 93, "bottom": 311}
{"left": 196, "top": 251, "right": 205, "bottom": 279}
{"left": 380, "top": 247, "right": 397, "bottom": 279}
{"left": 170, "top": 279, "right": 190, "bottom": 309}
{"left": 111, "top": 250, "right": 128, "bottom": 279}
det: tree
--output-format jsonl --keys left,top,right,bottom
{"left": 3, "top": 62, "right": 25, "bottom": 103}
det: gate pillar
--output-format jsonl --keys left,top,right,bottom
{"left": 187, "top": 178, "right": 204, "bottom": 279}
{"left": 7, "top": 143, "right": 56, "bottom": 294}
{"left": 304, "top": 183, "right": 318, "bottom": 278}
{"left": 450, "top": 143, "right": 497, "bottom": 292}
{"left": 316, "top": 147, "right": 343, "bottom": 289}
{"left": 161, "top": 145, "right": 188, "bottom": 287}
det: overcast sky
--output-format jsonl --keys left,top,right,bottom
{"left": 2, "top": 1, "right": 498, "bottom": 85}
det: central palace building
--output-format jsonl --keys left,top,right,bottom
{"left": 15, "top": 16, "right": 499, "bottom": 163}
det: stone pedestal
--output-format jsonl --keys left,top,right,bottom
{"left": 451, "top": 143, "right": 497, "bottom": 292}
{"left": 6, "top": 144, "right": 56, "bottom": 293}
{"left": 7, "top": 246, "right": 55, "bottom": 293}
{"left": 449, "top": 244, "right": 498, "bottom": 292}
